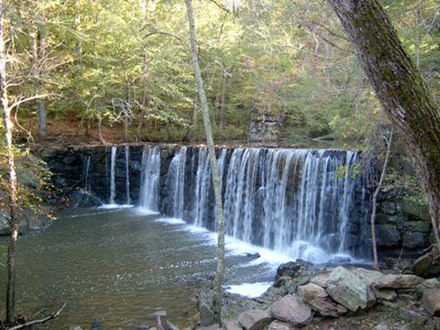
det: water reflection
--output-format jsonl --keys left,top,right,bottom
{"left": 0, "top": 207, "right": 274, "bottom": 329}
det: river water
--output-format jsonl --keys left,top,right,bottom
{"left": 0, "top": 206, "right": 284, "bottom": 329}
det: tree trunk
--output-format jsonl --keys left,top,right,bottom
{"left": 184, "top": 0, "right": 225, "bottom": 324}
{"left": 0, "top": 1, "right": 20, "bottom": 322}
{"left": 36, "top": 11, "right": 47, "bottom": 138}
{"left": 327, "top": 0, "right": 440, "bottom": 247}
{"left": 371, "top": 129, "right": 393, "bottom": 269}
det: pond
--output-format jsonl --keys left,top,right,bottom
{"left": 0, "top": 207, "right": 284, "bottom": 329}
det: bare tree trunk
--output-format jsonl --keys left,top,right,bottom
{"left": 97, "top": 114, "right": 106, "bottom": 144}
{"left": 184, "top": 0, "right": 225, "bottom": 324}
{"left": 0, "top": 1, "right": 20, "bottom": 322}
{"left": 328, "top": 0, "right": 440, "bottom": 248}
{"left": 192, "top": 91, "right": 198, "bottom": 128}
{"left": 75, "top": 0, "right": 82, "bottom": 58}
{"left": 371, "top": 129, "right": 393, "bottom": 269}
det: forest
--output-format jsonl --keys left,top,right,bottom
{"left": 0, "top": 0, "right": 440, "bottom": 329}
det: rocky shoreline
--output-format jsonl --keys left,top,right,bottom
{"left": 194, "top": 252, "right": 440, "bottom": 330}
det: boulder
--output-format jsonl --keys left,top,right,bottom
{"left": 275, "top": 260, "right": 312, "bottom": 281}
{"left": 270, "top": 295, "right": 312, "bottom": 327}
{"left": 422, "top": 288, "right": 440, "bottom": 316}
{"left": 372, "top": 274, "right": 423, "bottom": 289}
{"left": 374, "top": 289, "right": 397, "bottom": 302}
{"left": 352, "top": 268, "right": 382, "bottom": 285}
{"left": 199, "top": 301, "right": 214, "bottom": 327}
{"left": 310, "top": 272, "right": 331, "bottom": 288}
{"left": 412, "top": 247, "right": 440, "bottom": 278}
{"left": 297, "top": 283, "right": 327, "bottom": 301}
{"left": 308, "top": 297, "right": 347, "bottom": 318}
{"left": 413, "top": 278, "right": 440, "bottom": 298}
{"left": 267, "top": 320, "right": 294, "bottom": 330}
{"left": 326, "top": 266, "right": 376, "bottom": 312}
{"left": 238, "top": 309, "right": 272, "bottom": 330}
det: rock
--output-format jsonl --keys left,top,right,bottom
{"left": 224, "top": 320, "right": 242, "bottom": 330}
{"left": 373, "top": 324, "right": 390, "bottom": 330}
{"left": 68, "top": 188, "right": 102, "bottom": 207}
{"left": 372, "top": 274, "right": 423, "bottom": 289}
{"left": 310, "top": 272, "right": 331, "bottom": 288}
{"left": 199, "top": 301, "right": 215, "bottom": 327}
{"left": 413, "top": 247, "right": 440, "bottom": 278}
{"left": 326, "top": 266, "right": 376, "bottom": 312}
{"left": 69, "top": 326, "right": 83, "bottom": 330}
{"left": 422, "top": 288, "right": 440, "bottom": 316}
{"left": 403, "top": 231, "right": 426, "bottom": 249}
{"left": 413, "top": 278, "right": 440, "bottom": 298}
{"left": 237, "top": 309, "right": 272, "bottom": 330}
{"left": 352, "top": 268, "right": 382, "bottom": 285}
{"left": 267, "top": 320, "right": 294, "bottom": 330}
{"left": 0, "top": 212, "right": 9, "bottom": 235}
{"left": 270, "top": 295, "right": 312, "bottom": 327}
{"left": 201, "top": 325, "right": 221, "bottom": 330}
{"left": 374, "top": 289, "right": 397, "bottom": 301}
{"left": 297, "top": 283, "right": 328, "bottom": 301}
{"left": 275, "top": 260, "right": 312, "bottom": 281}
{"left": 375, "top": 224, "right": 401, "bottom": 247}
{"left": 308, "top": 296, "right": 347, "bottom": 318}
{"left": 381, "top": 202, "right": 397, "bottom": 215}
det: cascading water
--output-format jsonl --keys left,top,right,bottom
{"left": 105, "top": 145, "right": 362, "bottom": 261}
{"left": 125, "top": 145, "right": 131, "bottom": 205}
{"left": 83, "top": 154, "right": 92, "bottom": 191}
{"left": 164, "top": 147, "right": 359, "bottom": 261}
{"left": 139, "top": 147, "right": 161, "bottom": 210}
{"left": 109, "top": 146, "right": 117, "bottom": 204}
{"left": 165, "top": 146, "right": 187, "bottom": 218}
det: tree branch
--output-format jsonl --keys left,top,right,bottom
{"left": 143, "top": 31, "right": 190, "bottom": 48}
{"left": 7, "top": 303, "right": 66, "bottom": 330}
{"left": 9, "top": 93, "right": 60, "bottom": 110}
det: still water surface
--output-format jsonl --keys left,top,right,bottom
{"left": 0, "top": 207, "right": 278, "bottom": 329}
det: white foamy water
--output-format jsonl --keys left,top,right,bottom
{"left": 226, "top": 282, "right": 273, "bottom": 298}
{"left": 99, "top": 204, "right": 134, "bottom": 209}
{"left": 134, "top": 206, "right": 160, "bottom": 215}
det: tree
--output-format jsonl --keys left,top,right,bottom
{"left": 327, "top": 0, "right": 440, "bottom": 247}
{"left": 0, "top": 0, "right": 20, "bottom": 322}
{"left": 184, "top": 0, "right": 226, "bottom": 324}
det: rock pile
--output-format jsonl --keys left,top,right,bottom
{"left": 198, "top": 260, "right": 440, "bottom": 330}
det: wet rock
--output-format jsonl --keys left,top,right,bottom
{"left": 412, "top": 247, "right": 440, "bottom": 278}
{"left": 275, "top": 260, "right": 312, "bottom": 281}
{"left": 270, "top": 295, "right": 312, "bottom": 327}
{"left": 237, "top": 309, "right": 272, "bottom": 330}
{"left": 68, "top": 188, "right": 102, "bottom": 207}
{"left": 308, "top": 296, "right": 347, "bottom": 318}
{"left": 372, "top": 274, "right": 423, "bottom": 289}
{"left": 403, "top": 231, "right": 426, "bottom": 249}
{"left": 297, "top": 283, "right": 327, "bottom": 301}
{"left": 376, "top": 224, "right": 401, "bottom": 247}
{"left": 422, "top": 288, "right": 440, "bottom": 316}
{"left": 267, "top": 320, "right": 295, "bottom": 330}
{"left": 326, "top": 266, "right": 376, "bottom": 312}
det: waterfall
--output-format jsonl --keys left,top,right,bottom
{"left": 128, "top": 145, "right": 363, "bottom": 260}
{"left": 83, "top": 154, "right": 92, "bottom": 191}
{"left": 109, "top": 146, "right": 117, "bottom": 204}
{"left": 139, "top": 147, "right": 161, "bottom": 210}
{"left": 166, "top": 146, "right": 187, "bottom": 218}
{"left": 125, "top": 146, "right": 131, "bottom": 205}
{"left": 181, "top": 147, "right": 359, "bottom": 261}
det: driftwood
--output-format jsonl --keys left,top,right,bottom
{"left": 7, "top": 303, "right": 66, "bottom": 330}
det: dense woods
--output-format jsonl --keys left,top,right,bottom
{"left": 0, "top": 0, "right": 436, "bottom": 145}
